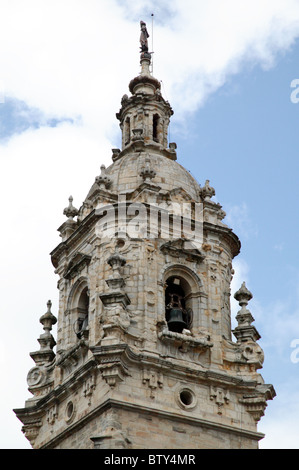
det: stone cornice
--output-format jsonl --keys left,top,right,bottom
{"left": 112, "top": 140, "right": 177, "bottom": 161}
{"left": 14, "top": 342, "right": 272, "bottom": 448}
{"left": 203, "top": 221, "right": 241, "bottom": 258}
{"left": 50, "top": 196, "right": 240, "bottom": 270}
{"left": 38, "top": 397, "right": 265, "bottom": 449}
{"left": 128, "top": 75, "right": 162, "bottom": 95}
{"left": 91, "top": 343, "right": 260, "bottom": 392}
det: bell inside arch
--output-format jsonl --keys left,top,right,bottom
{"left": 166, "top": 291, "right": 187, "bottom": 334}
{"left": 167, "top": 307, "right": 187, "bottom": 333}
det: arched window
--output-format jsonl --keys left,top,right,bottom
{"left": 75, "top": 287, "right": 89, "bottom": 339}
{"left": 153, "top": 113, "right": 160, "bottom": 142}
{"left": 124, "top": 117, "right": 131, "bottom": 145}
{"left": 68, "top": 279, "right": 90, "bottom": 341}
{"left": 165, "top": 276, "right": 193, "bottom": 333}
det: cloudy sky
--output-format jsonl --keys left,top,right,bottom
{"left": 1, "top": 0, "right": 299, "bottom": 449}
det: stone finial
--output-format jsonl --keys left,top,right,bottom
{"left": 234, "top": 282, "right": 253, "bottom": 306}
{"left": 233, "top": 282, "right": 260, "bottom": 343}
{"left": 121, "top": 94, "right": 129, "bottom": 106}
{"left": 39, "top": 300, "right": 57, "bottom": 333}
{"left": 200, "top": 180, "right": 216, "bottom": 201}
{"left": 217, "top": 208, "right": 226, "bottom": 221}
{"left": 140, "top": 166, "right": 156, "bottom": 182}
{"left": 30, "top": 301, "right": 57, "bottom": 366}
{"left": 63, "top": 196, "right": 78, "bottom": 220}
{"left": 38, "top": 300, "right": 57, "bottom": 351}
{"left": 95, "top": 165, "right": 112, "bottom": 189}
{"left": 140, "top": 156, "right": 156, "bottom": 182}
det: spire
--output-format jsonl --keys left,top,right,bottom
{"left": 115, "top": 20, "right": 174, "bottom": 157}
{"left": 128, "top": 20, "right": 160, "bottom": 95}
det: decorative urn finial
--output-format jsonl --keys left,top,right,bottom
{"left": 233, "top": 282, "right": 261, "bottom": 343}
{"left": 234, "top": 281, "right": 253, "bottom": 307}
{"left": 200, "top": 180, "right": 216, "bottom": 201}
{"left": 95, "top": 165, "right": 112, "bottom": 189}
{"left": 63, "top": 196, "right": 78, "bottom": 220}
{"left": 38, "top": 300, "right": 57, "bottom": 351}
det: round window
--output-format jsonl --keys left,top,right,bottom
{"left": 180, "top": 390, "right": 193, "bottom": 406}
{"left": 65, "top": 401, "right": 75, "bottom": 423}
{"left": 176, "top": 387, "right": 197, "bottom": 410}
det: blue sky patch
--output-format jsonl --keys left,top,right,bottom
{"left": 0, "top": 98, "right": 74, "bottom": 141}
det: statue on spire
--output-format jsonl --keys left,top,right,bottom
{"left": 140, "top": 21, "right": 149, "bottom": 53}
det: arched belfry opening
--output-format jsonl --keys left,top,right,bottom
{"left": 68, "top": 280, "right": 90, "bottom": 340}
{"left": 165, "top": 276, "right": 192, "bottom": 333}
{"left": 153, "top": 113, "right": 160, "bottom": 142}
{"left": 124, "top": 117, "right": 131, "bottom": 145}
{"left": 76, "top": 287, "right": 89, "bottom": 339}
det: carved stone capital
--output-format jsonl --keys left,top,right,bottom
{"left": 239, "top": 384, "right": 275, "bottom": 422}
{"left": 100, "top": 290, "right": 131, "bottom": 310}
{"left": 21, "top": 419, "right": 42, "bottom": 447}
{"left": 91, "top": 344, "right": 130, "bottom": 387}
{"left": 239, "top": 395, "right": 267, "bottom": 422}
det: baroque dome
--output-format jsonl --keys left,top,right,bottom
{"left": 81, "top": 51, "right": 203, "bottom": 213}
{"left": 109, "top": 151, "right": 200, "bottom": 199}
{"left": 84, "top": 149, "right": 201, "bottom": 206}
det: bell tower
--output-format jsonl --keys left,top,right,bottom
{"left": 14, "top": 21, "right": 275, "bottom": 449}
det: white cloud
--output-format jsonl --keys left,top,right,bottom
{"left": 0, "top": 0, "right": 138, "bottom": 141}
{"left": 259, "top": 386, "right": 299, "bottom": 449}
{"left": 0, "top": 120, "right": 115, "bottom": 448}
{"left": 259, "top": 287, "right": 299, "bottom": 355}
{"left": 225, "top": 202, "right": 258, "bottom": 241}
{"left": 274, "top": 242, "right": 285, "bottom": 252}
{"left": 148, "top": 0, "right": 299, "bottom": 117}
{"left": 1, "top": 0, "right": 299, "bottom": 133}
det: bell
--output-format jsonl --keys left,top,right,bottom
{"left": 167, "top": 307, "right": 187, "bottom": 333}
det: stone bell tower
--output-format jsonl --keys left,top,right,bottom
{"left": 14, "top": 21, "right": 275, "bottom": 449}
